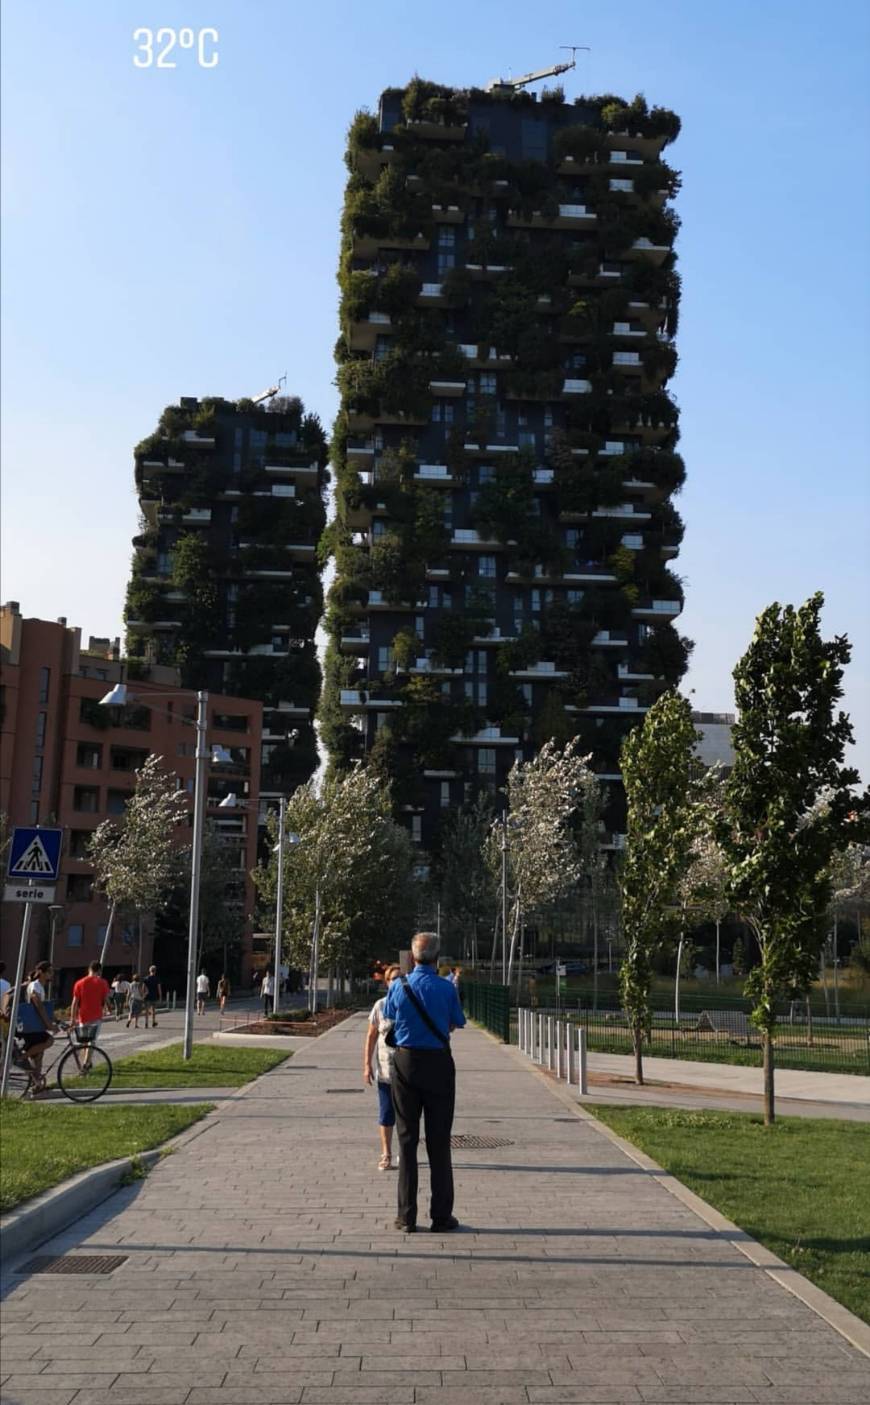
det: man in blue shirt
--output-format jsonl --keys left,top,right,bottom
{"left": 384, "top": 932, "right": 466, "bottom": 1232}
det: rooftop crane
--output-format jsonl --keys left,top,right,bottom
{"left": 486, "top": 46, "right": 589, "bottom": 94}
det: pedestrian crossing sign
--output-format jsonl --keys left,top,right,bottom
{"left": 7, "top": 826, "right": 63, "bottom": 882}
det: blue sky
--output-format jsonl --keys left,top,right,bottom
{"left": 2, "top": 0, "right": 868, "bottom": 775}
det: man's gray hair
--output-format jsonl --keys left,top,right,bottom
{"left": 411, "top": 932, "right": 440, "bottom": 964}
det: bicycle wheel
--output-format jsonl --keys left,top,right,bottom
{"left": 57, "top": 1044, "right": 113, "bottom": 1102}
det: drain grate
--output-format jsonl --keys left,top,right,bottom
{"left": 18, "top": 1255, "right": 127, "bottom": 1276}
{"left": 451, "top": 1134, "right": 514, "bottom": 1150}
{"left": 326, "top": 1088, "right": 364, "bottom": 1094}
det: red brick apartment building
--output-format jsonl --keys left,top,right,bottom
{"left": 1, "top": 602, "right": 262, "bottom": 998}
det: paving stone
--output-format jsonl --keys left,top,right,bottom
{"left": 1, "top": 1020, "right": 866, "bottom": 1405}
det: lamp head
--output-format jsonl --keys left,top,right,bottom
{"left": 218, "top": 793, "right": 238, "bottom": 808}
{"left": 98, "top": 683, "right": 128, "bottom": 707}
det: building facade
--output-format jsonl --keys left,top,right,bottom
{"left": 127, "top": 394, "right": 327, "bottom": 803}
{"left": 323, "top": 80, "right": 687, "bottom": 854}
{"left": 1, "top": 603, "right": 262, "bottom": 997}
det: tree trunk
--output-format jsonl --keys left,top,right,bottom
{"left": 674, "top": 933, "right": 684, "bottom": 1026}
{"left": 762, "top": 1031, "right": 775, "bottom": 1125}
{"left": 505, "top": 897, "right": 522, "bottom": 989}
{"left": 633, "top": 1024, "right": 645, "bottom": 1086}
{"left": 98, "top": 900, "right": 118, "bottom": 968}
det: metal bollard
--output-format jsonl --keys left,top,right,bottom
{"left": 546, "top": 1015, "right": 555, "bottom": 1071}
{"left": 577, "top": 1026, "right": 588, "bottom": 1095}
{"left": 555, "top": 1020, "right": 563, "bottom": 1078}
{"left": 566, "top": 1020, "right": 575, "bottom": 1084}
{"left": 520, "top": 1008, "right": 527, "bottom": 1054}
{"left": 536, "top": 1011, "right": 543, "bottom": 1064}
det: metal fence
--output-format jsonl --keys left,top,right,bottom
{"left": 464, "top": 981, "right": 511, "bottom": 1043}
{"left": 513, "top": 993, "right": 870, "bottom": 1075}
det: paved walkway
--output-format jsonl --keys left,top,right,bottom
{"left": 2, "top": 1017, "right": 869, "bottom": 1405}
{"left": 586, "top": 1052, "right": 870, "bottom": 1108}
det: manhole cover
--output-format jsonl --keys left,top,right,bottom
{"left": 325, "top": 1088, "right": 364, "bottom": 1094}
{"left": 451, "top": 1134, "right": 514, "bottom": 1149}
{"left": 18, "top": 1255, "right": 127, "bottom": 1276}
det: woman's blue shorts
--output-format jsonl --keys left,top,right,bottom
{"left": 377, "top": 1079, "right": 395, "bottom": 1127}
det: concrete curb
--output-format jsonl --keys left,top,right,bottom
{"left": 502, "top": 1038, "right": 870, "bottom": 1359}
{"left": 0, "top": 1108, "right": 217, "bottom": 1265}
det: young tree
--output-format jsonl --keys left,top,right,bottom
{"left": 89, "top": 755, "right": 188, "bottom": 966}
{"left": 619, "top": 691, "right": 707, "bottom": 1084}
{"left": 436, "top": 796, "right": 496, "bottom": 964}
{"left": 720, "top": 594, "right": 869, "bottom": 1124}
{"left": 485, "top": 739, "right": 601, "bottom": 987}
{"left": 254, "top": 764, "right": 415, "bottom": 999}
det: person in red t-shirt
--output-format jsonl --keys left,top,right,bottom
{"left": 70, "top": 961, "right": 111, "bottom": 1070}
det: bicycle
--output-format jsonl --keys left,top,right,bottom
{"left": 7, "top": 1022, "right": 114, "bottom": 1103}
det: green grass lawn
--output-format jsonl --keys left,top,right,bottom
{"left": 97, "top": 1042, "right": 290, "bottom": 1089}
{"left": 0, "top": 1101, "right": 213, "bottom": 1212}
{"left": 590, "top": 1105, "right": 870, "bottom": 1324}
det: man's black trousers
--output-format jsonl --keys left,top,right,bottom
{"left": 391, "top": 1047, "right": 455, "bottom": 1226}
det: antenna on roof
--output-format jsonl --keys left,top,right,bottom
{"left": 486, "top": 47, "right": 589, "bottom": 94}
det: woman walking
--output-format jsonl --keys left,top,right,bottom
{"left": 216, "top": 974, "right": 230, "bottom": 1015}
{"left": 362, "top": 964, "right": 401, "bottom": 1171}
{"left": 126, "top": 973, "right": 146, "bottom": 1029}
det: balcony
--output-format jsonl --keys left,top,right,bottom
{"left": 346, "top": 438, "right": 379, "bottom": 465}
{"left": 563, "top": 379, "right": 592, "bottom": 395}
{"left": 621, "top": 534, "right": 645, "bottom": 550}
{"left": 429, "top": 379, "right": 466, "bottom": 396}
{"left": 340, "top": 630, "right": 371, "bottom": 653}
{"left": 632, "top": 599, "right": 683, "bottom": 618}
{"left": 592, "top": 505, "right": 651, "bottom": 521}
{"left": 627, "top": 238, "right": 670, "bottom": 265}
{"left": 351, "top": 230, "right": 430, "bottom": 259}
{"left": 408, "top": 657, "right": 464, "bottom": 676}
{"left": 264, "top": 460, "right": 319, "bottom": 478}
{"left": 348, "top": 311, "right": 393, "bottom": 352}
{"left": 182, "top": 430, "right": 215, "bottom": 447}
{"left": 612, "top": 351, "right": 642, "bottom": 370}
{"left": 609, "top": 150, "right": 644, "bottom": 166}
{"left": 431, "top": 203, "right": 464, "bottom": 222}
{"left": 414, "top": 464, "right": 455, "bottom": 484}
{"left": 126, "top": 619, "right": 182, "bottom": 632}
{"left": 418, "top": 282, "right": 444, "bottom": 302}
{"left": 451, "top": 529, "right": 502, "bottom": 548}
{"left": 508, "top": 661, "right": 568, "bottom": 681}
{"left": 533, "top": 468, "right": 554, "bottom": 485}
{"left": 609, "top": 179, "right": 634, "bottom": 193}
{"left": 450, "top": 726, "right": 520, "bottom": 746}
{"left": 591, "top": 631, "right": 628, "bottom": 647}
{"left": 612, "top": 321, "right": 646, "bottom": 338}
{"left": 619, "top": 663, "right": 655, "bottom": 681}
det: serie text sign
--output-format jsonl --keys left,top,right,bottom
{"left": 3, "top": 883, "right": 57, "bottom": 905}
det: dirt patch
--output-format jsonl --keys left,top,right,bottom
{"left": 233, "top": 1008, "right": 356, "bottom": 1038}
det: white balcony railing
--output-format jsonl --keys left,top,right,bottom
{"left": 559, "top": 204, "right": 593, "bottom": 218}
{"left": 563, "top": 378, "right": 592, "bottom": 395}
{"left": 613, "top": 351, "right": 641, "bottom": 366}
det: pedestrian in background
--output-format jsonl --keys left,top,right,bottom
{"left": 143, "top": 965, "right": 162, "bottom": 1027}
{"left": 362, "top": 963, "right": 401, "bottom": 1171}
{"left": 126, "top": 974, "right": 145, "bottom": 1029}
{"left": 70, "top": 960, "right": 110, "bottom": 1071}
{"left": 216, "top": 974, "right": 230, "bottom": 1014}
{"left": 195, "top": 970, "right": 210, "bottom": 1015}
{"left": 111, "top": 974, "right": 129, "bottom": 1020}
{"left": 260, "top": 969, "right": 274, "bottom": 1016}
{"left": 384, "top": 932, "right": 465, "bottom": 1233}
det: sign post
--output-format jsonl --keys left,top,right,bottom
{"left": 1, "top": 827, "right": 63, "bottom": 1098}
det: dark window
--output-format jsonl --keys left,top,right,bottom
{"left": 107, "top": 789, "right": 131, "bottom": 816}
{"left": 67, "top": 924, "right": 84, "bottom": 948}
{"left": 34, "top": 712, "right": 47, "bottom": 750}
{"left": 38, "top": 666, "right": 50, "bottom": 703}
{"left": 109, "top": 747, "right": 148, "bottom": 772}
{"left": 73, "top": 786, "right": 100, "bottom": 813}
{"left": 31, "top": 755, "right": 43, "bottom": 795}
{"left": 30, "top": 800, "right": 39, "bottom": 823}
{"left": 76, "top": 742, "right": 102, "bottom": 770}
{"left": 69, "top": 830, "right": 93, "bottom": 859}
{"left": 521, "top": 119, "right": 547, "bottom": 161}
{"left": 67, "top": 874, "right": 93, "bottom": 903}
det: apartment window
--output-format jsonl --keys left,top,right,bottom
{"left": 521, "top": 684, "right": 533, "bottom": 707}
{"left": 69, "top": 830, "right": 93, "bottom": 859}
{"left": 377, "top": 646, "right": 393, "bottom": 674}
{"left": 34, "top": 712, "right": 47, "bottom": 750}
{"left": 30, "top": 801, "right": 39, "bottom": 822}
{"left": 521, "top": 118, "right": 547, "bottom": 161}
{"left": 372, "top": 520, "right": 386, "bottom": 538}
{"left": 464, "top": 680, "right": 474, "bottom": 701}
{"left": 156, "top": 551, "right": 172, "bottom": 576}
{"left": 478, "top": 749, "right": 497, "bottom": 776}
{"left": 411, "top": 815, "right": 422, "bottom": 844}
{"left": 31, "top": 755, "right": 44, "bottom": 796}
{"left": 67, "top": 924, "right": 84, "bottom": 948}
{"left": 567, "top": 589, "right": 584, "bottom": 605}
{"left": 519, "top": 429, "right": 536, "bottom": 449}
{"left": 428, "top": 585, "right": 440, "bottom": 607}
{"left": 565, "top": 528, "right": 579, "bottom": 549}
{"left": 437, "top": 226, "right": 455, "bottom": 248}
{"left": 110, "top": 747, "right": 148, "bottom": 772}
{"left": 431, "top": 400, "right": 454, "bottom": 423}
{"left": 478, "top": 465, "right": 494, "bottom": 485}
{"left": 67, "top": 874, "right": 93, "bottom": 903}
{"left": 77, "top": 743, "right": 102, "bottom": 772}
{"left": 415, "top": 616, "right": 425, "bottom": 636}
{"left": 566, "top": 351, "right": 587, "bottom": 370}
{"left": 478, "top": 682, "right": 488, "bottom": 708}
{"left": 373, "top": 335, "right": 390, "bottom": 363}
{"left": 437, "top": 251, "right": 455, "bottom": 275}
{"left": 38, "top": 667, "right": 50, "bottom": 703}
{"left": 440, "top": 782, "right": 450, "bottom": 808}
{"left": 479, "top": 372, "right": 496, "bottom": 395}
{"left": 478, "top": 556, "right": 496, "bottom": 579}
{"left": 107, "top": 789, "right": 131, "bottom": 816}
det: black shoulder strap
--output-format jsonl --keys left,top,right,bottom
{"left": 400, "top": 975, "right": 449, "bottom": 1046}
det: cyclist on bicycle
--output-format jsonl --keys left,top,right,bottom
{"left": 21, "top": 962, "right": 58, "bottom": 1093}
{"left": 70, "top": 961, "right": 111, "bottom": 1071}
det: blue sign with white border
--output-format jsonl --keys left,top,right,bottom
{"left": 7, "top": 826, "right": 63, "bottom": 882}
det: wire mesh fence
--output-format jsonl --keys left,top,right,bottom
{"left": 463, "top": 981, "right": 511, "bottom": 1043}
